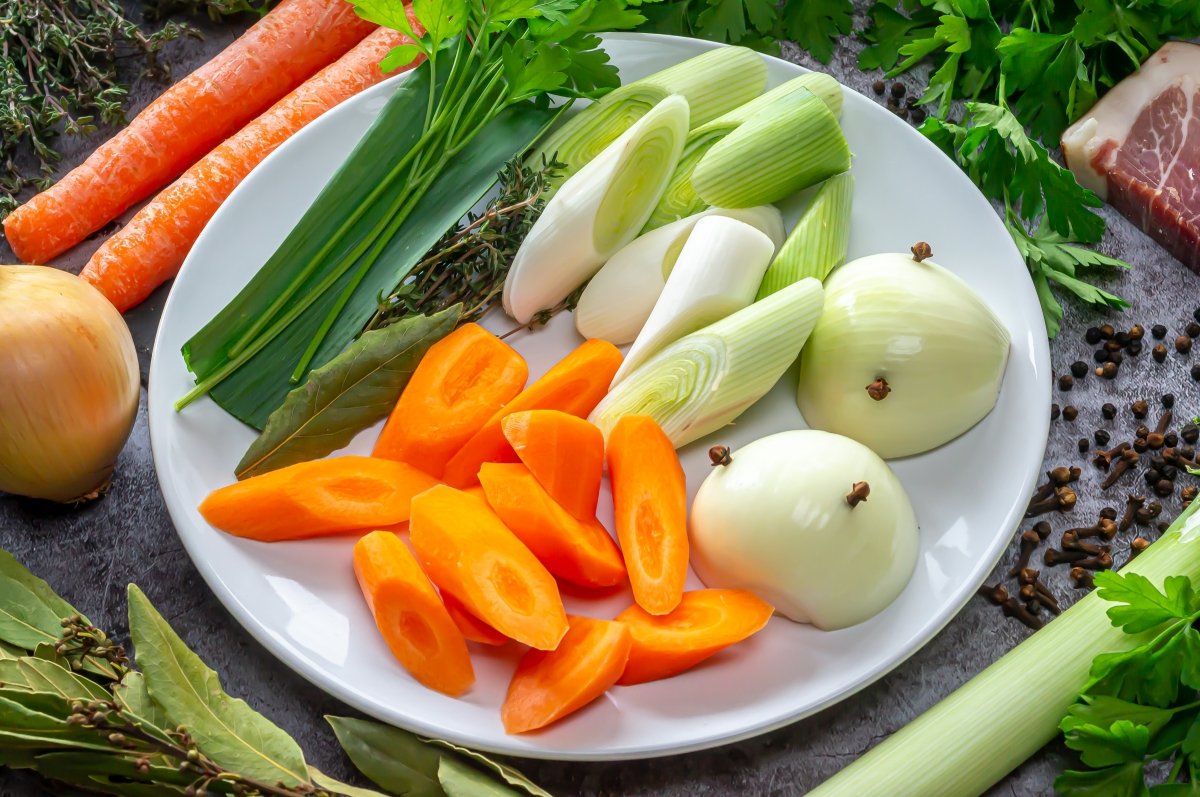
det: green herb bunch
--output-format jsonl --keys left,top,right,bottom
{"left": 0, "top": 0, "right": 198, "bottom": 218}
{"left": 0, "top": 547, "right": 552, "bottom": 796}
{"left": 1056, "top": 569, "right": 1200, "bottom": 794}
{"left": 143, "top": 0, "right": 274, "bottom": 19}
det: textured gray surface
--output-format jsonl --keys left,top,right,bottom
{"left": 3, "top": 6, "right": 1200, "bottom": 797}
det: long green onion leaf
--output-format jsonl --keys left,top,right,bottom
{"left": 589, "top": 277, "right": 824, "bottom": 448}
{"left": 757, "top": 172, "right": 854, "bottom": 298}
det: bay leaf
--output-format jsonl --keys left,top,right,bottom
{"left": 438, "top": 756, "right": 524, "bottom": 797}
{"left": 0, "top": 639, "right": 26, "bottom": 661}
{"left": 33, "top": 751, "right": 193, "bottom": 792}
{"left": 0, "top": 548, "right": 85, "bottom": 625}
{"left": 426, "top": 739, "right": 552, "bottom": 797}
{"left": 309, "top": 764, "right": 397, "bottom": 797}
{"left": 0, "top": 694, "right": 111, "bottom": 751}
{"left": 235, "top": 305, "right": 462, "bottom": 479}
{"left": 113, "top": 671, "right": 170, "bottom": 732}
{"left": 0, "top": 581, "right": 65, "bottom": 650}
{"left": 326, "top": 715, "right": 444, "bottom": 797}
{"left": 17, "top": 656, "right": 110, "bottom": 702}
{"left": 126, "top": 585, "right": 310, "bottom": 787}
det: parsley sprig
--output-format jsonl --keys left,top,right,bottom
{"left": 1056, "top": 570, "right": 1200, "bottom": 795}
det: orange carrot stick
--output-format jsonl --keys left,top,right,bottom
{"left": 198, "top": 456, "right": 438, "bottom": 541}
{"left": 80, "top": 27, "right": 417, "bottom": 312}
{"left": 441, "top": 591, "right": 509, "bottom": 646}
{"left": 353, "top": 531, "right": 474, "bottom": 696}
{"left": 607, "top": 415, "right": 688, "bottom": 615}
{"left": 501, "top": 615, "right": 631, "bottom": 734}
{"left": 615, "top": 589, "right": 773, "bottom": 685}
{"left": 2, "top": 0, "right": 375, "bottom": 264}
{"left": 479, "top": 463, "right": 625, "bottom": 589}
{"left": 442, "top": 340, "right": 622, "bottom": 488}
{"left": 501, "top": 410, "right": 603, "bottom": 521}
{"left": 409, "top": 486, "right": 568, "bottom": 650}
{"left": 374, "top": 323, "right": 527, "bottom": 477}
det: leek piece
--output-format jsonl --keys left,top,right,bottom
{"left": 692, "top": 87, "right": 850, "bottom": 210}
{"left": 646, "top": 74, "right": 844, "bottom": 230}
{"left": 612, "top": 216, "right": 775, "bottom": 384}
{"left": 528, "top": 46, "right": 766, "bottom": 182}
{"left": 588, "top": 277, "right": 824, "bottom": 448}
{"left": 575, "top": 205, "right": 784, "bottom": 344}
{"left": 757, "top": 172, "right": 854, "bottom": 298}
{"left": 807, "top": 500, "right": 1200, "bottom": 797}
{"left": 502, "top": 96, "right": 689, "bottom": 325}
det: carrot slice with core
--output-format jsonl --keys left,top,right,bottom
{"left": 353, "top": 531, "right": 474, "bottom": 696}
{"left": 374, "top": 324, "right": 527, "bottom": 478}
{"left": 479, "top": 463, "right": 625, "bottom": 589}
{"left": 502, "top": 615, "right": 631, "bottom": 734}
{"left": 501, "top": 410, "right": 604, "bottom": 520}
{"left": 409, "top": 486, "right": 568, "bottom": 650}
{"left": 441, "top": 591, "right": 509, "bottom": 646}
{"left": 198, "top": 456, "right": 439, "bottom": 541}
{"left": 615, "top": 589, "right": 774, "bottom": 685}
{"left": 607, "top": 416, "right": 688, "bottom": 615}
{"left": 442, "top": 339, "right": 622, "bottom": 488}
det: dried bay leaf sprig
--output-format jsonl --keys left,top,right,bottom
{"left": 0, "top": 548, "right": 552, "bottom": 796}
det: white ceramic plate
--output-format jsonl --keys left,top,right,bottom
{"left": 148, "top": 33, "right": 1051, "bottom": 760}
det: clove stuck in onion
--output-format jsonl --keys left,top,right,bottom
{"left": 0, "top": 266, "right": 140, "bottom": 501}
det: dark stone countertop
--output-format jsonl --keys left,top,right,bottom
{"left": 5, "top": 7, "right": 1200, "bottom": 796}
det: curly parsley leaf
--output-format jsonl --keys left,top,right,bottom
{"left": 779, "top": 0, "right": 853, "bottom": 64}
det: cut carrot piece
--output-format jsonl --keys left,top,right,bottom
{"left": 502, "top": 615, "right": 631, "bottom": 734}
{"left": 607, "top": 416, "right": 688, "bottom": 615}
{"left": 3, "top": 0, "right": 375, "bottom": 264}
{"left": 353, "top": 531, "right": 474, "bottom": 696}
{"left": 441, "top": 591, "right": 509, "bottom": 646}
{"left": 442, "top": 340, "right": 622, "bottom": 488}
{"left": 409, "top": 486, "right": 567, "bottom": 650}
{"left": 501, "top": 410, "right": 603, "bottom": 520}
{"left": 198, "top": 456, "right": 439, "bottom": 541}
{"left": 374, "top": 324, "right": 528, "bottom": 478}
{"left": 615, "top": 589, "right": 774, "bottom": 685}
{"left": 479, "top": 464, "right": 625, "bottom": 589}
{"left": 462, "top": 485, "right": 490, "bottom": 504}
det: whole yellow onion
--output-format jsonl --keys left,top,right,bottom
{"left": 0, "top": 266, "right": 140, "bottom": 502}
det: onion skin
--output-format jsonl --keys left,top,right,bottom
{"left": 0, "top": 266, "right": 140, "bottom": 502}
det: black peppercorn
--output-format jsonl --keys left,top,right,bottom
{"left": 1176, "top": 335, "right": 1192, "bottom": 354}
{"left": 1152, "top": 323, "right": 1168, "bottom": 339}
{"left": 1135, "top": 438, "right": 1150, "bottom": 453}
{"left": 1063, "top": 405, "right": 1079, "bottom": 421}
{"left": 1162, "top": 465, "right": 1179, "bottom": 480}
{"left": 1105, "top": 339, "right": 1122, "bottom": 353}
{"left": 1099, "top": 362, "right": 1119, "bottom": 378}
{"left": 1070, "top": 361, "right": 1088, "bottom": 378}
{"left": 1155, "top": 479, "right": 1175, "bottom": 497}
{"left": 1136, "top": 424, "right": 1151, "bottom": 439}
{"left": 1094, "top": 429, "right": 1111, "bottom": 446}
{"left": 1100, "top": 323, "right": 1115, "bottom": 339}
{"left": 1115, "top": 331, "right": 1131, "bottom": 346}
{"left": 872, "top": 79, "right": 885, "bottom": 95}
{"left": 891, "top": 82, "right": 906, "bottom": 98}
{"left": 1151, "top": 455, "right": 1167, "bottom": 469}
{"left": 1058, "top": 374, "right": 1074, "bottom": 391}
{"left": 1102, "top": 403, "right": 1117, "bottom": 419}
{"left": 892, "top": 106, "right": 909, "bottom": 119}
{"left": 1128, "top": 340, "right": 1143, "bottom": 356}
{"left": 1165, "top": 431, "right": 1179, "bottom": 448}
{"left": 1191, "top": 364, "right": 1200, "bottom": 381}
{"left": 1163, "top": 393, "right": 1176, "bottom": 409}
{"left": 1108, "top": 350, "right": 1124, "bottom": 365}
{"left": 1194, "top": 308, "right": 1200, "bottom": 324}
{"left": 1182, "top": 445, "right": 1197, "bottom": 460}
{"left": 1051, "top": 403, "right": 1061, "bottom": 420}
{"left": 1100, "top": 506, "right": 1119, "bottom": 520}
{"left": 1093, "top": 349, "right": 1108, "bottom": 364}
{"left": 1130, "top": 324, "right": 1145, "bottom": 340}
{"left": 1078, "top": 438, "right": 1090, "bottom": 453}
{"left": 1145, "top": 469, "right": 1161, "bottom": 485}
{"left": 905, "top": 96, "right": 917, "bottom": 108}
{"left": 1153, "top": 343, "right": 1168, "bottom": 362}
{"left": 1188, "top": 322, "right": 1200, "bottom": 338}
{"left": 1085, "top": 327, "right": 1103, "bottom": 344}
{"left": 909, "top": 107, "right": 926, "bottom": 124}
{"left": 1132, "top": 399, "right": 1149, "bottom": 418}
{"left": 1182, "top": 424, "right": 1199, "bottom": 444}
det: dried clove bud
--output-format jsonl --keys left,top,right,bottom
{"left": 845, "top": 481, "right": 870, "bottom": 508}
{"left": 1094, "top": 442, "right": 1131, "bottom": 469}
{"left": 1071, "top": 566, "right": 1095, "bottom": 589}
{"left": 1002, "top": 597, "right": 1044, "bottom": 630}
{"left": 708, "top": 445, "right": 732, "bottom": 467}
{"left": 1032, "top": 521, "right": 1053, "bottom": 540}
{"left": 911, "top": 241, "right": 932, "bottom": 262}
{"left": 1118, "top": 495, "right": 1145, "bottom": 532}
{"left": 1019, "top": 584, "right": 1061, "bottom": 615}
{"left": 1044, "top": 548, "right": 1087, "bottom": 566}
{"left": 1008, "top": 530, "right": 1042, "bottom": 577}
{"left": 1076, "top": 551, "right": 1115, "bottom": 571}
{"left": 866, "top": 377, "right": 891, "bottom": 401}
{"left": 1062, "top": 531, "right": 1105, "bottom": 555}
{"left": 977, "top": 583, "right": 1009, "bottom": 605}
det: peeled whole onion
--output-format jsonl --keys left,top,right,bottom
{"left": 0, "top": 266, "right": 140, "bottom": 502}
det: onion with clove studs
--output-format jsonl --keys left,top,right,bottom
{"left": 689, "top": 429, "right": 919, "bottom": 630}
{"left": 0, "top": 266, "right": 140, "bottom": 502}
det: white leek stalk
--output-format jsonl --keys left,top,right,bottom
{"left": 796, "top": 248, "right": 1010, "bottom": 459}
{"left": 0, "top": 266, "right": 140, "bottom": 502}
{"left": 528, "top": 46, "right": 766, "bottom": 183}
{"left": 758, "top": 172, "right": 854, "bottom": 298}
{"left": 647, "top": 73, "right": 844, "bottom": 230}
{"left": 692, "top": 87, "right": 850, "bottom": 209}
{"left": 808, "top": 502, "right": 1200, "bottom": 797}
{"left": 589, "top": 277, "right": 824, "bottom": 448}
{"left": 612, "top": 216, "right": 775, "bottom": 384}
{"left": 503, "top": 96, "right": 689, "bottom": 325}
{"left": 575, "top": 205, "right": 784, "bottom": 344}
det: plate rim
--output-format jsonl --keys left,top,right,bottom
{"left": 148, "top": 31, "right": 1051, "bottom": 761}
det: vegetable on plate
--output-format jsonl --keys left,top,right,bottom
{"left": 2, "top": 0, "right": 375, "bottom": 264}
{"left": 616, "top": 589, "right": 774, "bottom": 685}
{"left": 690, "top": 430, "right": 918, "bottom": 630}
{"left": 796, "top": 243, "right": 1011, "bottom": 459}
{"left": 757, "top": 171, "right": 853, "bottom": 296}
{"left": 0, "top": 266, "right": 139, "bottom": 502}
{"left": 501, "top": 615, "right": 632, "bottom": 734}
{"left": 590, "top": 277, "right": 824, "bottom": 449}
{"left": 353, "top": 530, "right": 474, "bottom": 697}
{"left": 502, "top": 95, "right": 691, "bottom": 325}
{"left": 575, "top": 205, "right": 785, "bottom": 345}
{"left": 441, "top": 591, "right": 510, "bottom": 647}
{"left": 613, "top": 215, "right": 776, "bottom": 384}
{"left": 199, "top": 456, "right": 439, "bottom": 541}
{"left": 501, "top": 410, "right": 604, "bottom": 522}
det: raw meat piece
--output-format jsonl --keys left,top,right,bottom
{"left": 1062, "top": 42, "right": 1200, "bottom": 270}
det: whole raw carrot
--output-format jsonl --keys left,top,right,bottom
{"left": 2, "top": 0, "right": 375, "bottom": 265}
{"left": 80, "top": 26, "right": 417, "bottom": 312}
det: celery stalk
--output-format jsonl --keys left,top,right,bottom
{"left": 807, "top": 501, "right": 1200, "bottom": 797}
{"left": 757, "top": 172, "right": 853, "bottom": 298}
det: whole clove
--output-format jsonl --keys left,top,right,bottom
{"left": 708, "top": 445, "right": 732, "bottom": 467}
{"left": 1100, "top": 448, "right": 1140, "bottom": 490}
{"left": 1069, "top": 517, "right": 1118, "bottom": 540}
{"left": 1099, "top": 506, "right": 1118, "bottom": 521}
{"left": 1076, "top": 551, "right": 1115, "bottom": 571}
{"left": 977, "top": 583, "right": 1009, "bottom": 605}
{"left": 1147, "top": 432, "right": 1165, "bottom": 449}
{"left": 1136, "top": 424, "right": 1151, "bottom": 440}
{"left": 1044, "top": 548, "right": 1087, "bottom": 566}
{"left": 866, "top": 377, "right": 891, "bottom": 401}
{"left": 1008, "top": 530, "right": 1042, "bottom": 576}
{"left": 1071, "top": 566, "right": 1095, "bottom": 589}
{"left": 1129, "top": 537, "right": 1149, "bottom": 558}
{"left": 1049, "top": 466, "right": 1077, "bottom": 485}
{"left": 1093, "top": 442, "right": 1131, "bottom": 469}
{"left": 1019, "top": 584, "right": 1062, "bottom": 615}
{"left": 1118, "top": 495, "right": 1145, "bottom": 532}
{"left": 1061, "top": 531, "right": 1106, "bottom": 555}
{"left": 1155, "top": 409, "right": 1173, "bottom": 435}
{"left": 1026, "top": 486, "right": 1077, "bottom": 517}
{"left": 1032, "top": 520, "right": 1053, "bottom": 540}
{"left": 1002, "top": 597, "right": 1044, "bottom": 630}
{"left": 845, "top": 481, "right": 870, "bottom": 508}
{"left": 1134, "top": 438, "right": 1149, "bottom": 453}
{"left": 1181, "top": 485, "right": 1198, "bottom": 502}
